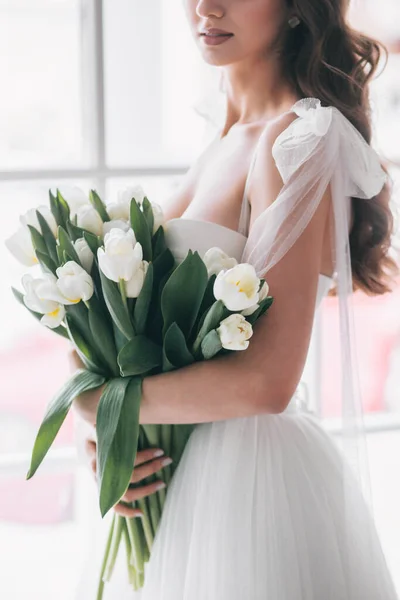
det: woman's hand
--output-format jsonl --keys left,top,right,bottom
{"left": 85, "top": 439, "right": 170, "bottom": 518}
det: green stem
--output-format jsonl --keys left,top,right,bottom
{"left": 126, "top": 517, "right": 145, "bottom": 574}
{"left": 118, "top": 279, "right": 128, "bottom": 310}
{"left": 147, "top": 491, "right": 162, "bottom": 538}
{"left": 137, "top": 498, "right": 154, "bottom": 550}
{"left": 96, "top": 513, "right": 116, "bottom": 600}
{"left": 103, "top": 514, "right": 124, "bottom": 581}
{"left": 121, "top": 519, "right": 138, "bottom": 587}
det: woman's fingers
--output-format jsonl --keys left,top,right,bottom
{"left": 130, "top": 455, "right": 173, "bottom": 483}
{"left": 113, "top": 504, "right": 144, "bottom": 518}
{"left": 134, "top": 448, "right": 165, "bottom": 467}
{"left": 120, "top": 480, "right": 167, "bottom": 503}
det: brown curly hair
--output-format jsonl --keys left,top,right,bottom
{"left": 282, "top": 0, "right": 399, "bottom": 295}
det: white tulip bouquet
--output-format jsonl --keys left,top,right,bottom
{"left": 5, "top": 185, "right": 273, "bottom": 596}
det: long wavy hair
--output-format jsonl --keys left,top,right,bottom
{"left": 281, "top": 0, "right": 399, "bottom": 295}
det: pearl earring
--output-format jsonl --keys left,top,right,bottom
{"left": 288, "top": 15, "right": 301, "bottom": 28}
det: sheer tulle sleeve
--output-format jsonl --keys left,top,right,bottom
{"left": 241, "top": 98, "right": 386, "bottom": 278}
{"left": 240, "top": 98, "right": 388, "bottom": 538}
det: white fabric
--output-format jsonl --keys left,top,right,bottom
{"left": 75, "top": 99, "right": 399, "bottom": 599}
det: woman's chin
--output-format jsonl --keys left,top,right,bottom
{"left": 198, "top": 50, "right": 236, "bottom": 67}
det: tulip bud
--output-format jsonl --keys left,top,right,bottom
{"left": 216, "top": 313, "right": 253, "bottom": 351}
{"left": 125, "top": 260, "right": 149, "bottom": 298}
{"left": 22, "top": 273, "right": 66, "bottom": 329}
{"left": 97, "top": 228, "right": 142, "bottom": 283}
{"left": 76, "top": 204, "right": 104, "bottom": 236}
{"left": 5, "top": 226, "right": 38, "bottom": 266}
{"left": 74, "top": 238, "right": 94, "bottom": 273}
{"left": 203, "top": 247, "right": 238, "bottom": 277}
{"left": 20, "top": 205, "right": 58, "bottom": 238}
{"left": 55, "top": 261, "right": 94, "bottom": 303}
{"left": 213, "top": 263, "right": 260, "bottom": 311}
{"left": 102, "top": 219, "right": 130, "bottom": 237}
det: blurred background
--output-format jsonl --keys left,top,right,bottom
{"left": 0, "top": 0, "right": 399, "bottom": 598}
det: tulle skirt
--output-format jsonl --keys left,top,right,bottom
{"left": 76, "top": 403, "right": 398, "bottom": 600}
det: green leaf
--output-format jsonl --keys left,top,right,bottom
{"left": 67, "top": 302, "right": 93, "bottom": 345}
{"left": 200, "top": 329, "right": 223, "bottom": 360}
{"left": 99, "top": 270, "right": 135, "bottom": 340}
{"left": 118, "top": 335, "right": 162, "bottom": 376}
{"left": 83, "top": 230, "right": 102, "bottom": 255}
{"left": 27, "top": 224, "right": 47, "bottom": 256}
{"left": 49, "top": 189, "right": 62, "bottom": 227}
{"left": 65, "top": 313, "right": 104, "bottom": 373}
{"left": 192, "top": 299, "right": 227, "bottom": 356}
{"left": 163, "top": 322, "right": 194, "bottom": 370}
{"left": 130, "top": 199, "right": 152, "bottom": 262}
{"left": 36, "top": 210, "right": 58, "bottom": 266}
{"left": 35, "top": 249, "right": 57, "bottom": 276}
{"left": 97, "top": 377, "right": 143, "bottom": 517}
{"left": 56, "top": 189, "right": 71, "bottom": 228}
{"left": 245, "top": 296, "right": 274, "bottom": 325}
{"left": 89, "top": 189, "right": 110, "bottom": 222}
{"left": 142, "top": 197, "right": 155, "bottom": 238}
{"left": 151, "top": 225, "right": 167, "bottom": 261}
{"left": 26, "top": 369, "right": 106, "bottom": 479}
{"left": 66, "top": 220, "right": 85, "bottom": 242}
{"left": 56, "top": 244, "right": 64, "bottom": 265}
{"left": 198, "top": 273, "right": 217, "bottom": 318}
{"left": 11, "top": 287, "right": 69, "bottom": 339}
{"left": 88, "top": 308, "right": 119, "bottom": 377}
{"left": 58, "top": 226, "right": 81, "bottom": 265}
{"left": 161, "top": 250, "right": 208, "bottom": 340}
{"left": 259, "top": 296, "right": 274, "bottom": 315}
{"left": 133, "top": 263, "right": 153, "bottom": 335}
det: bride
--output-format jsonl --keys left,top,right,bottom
{"left": 72, "top": 0, "right": 400, "bottom": 598}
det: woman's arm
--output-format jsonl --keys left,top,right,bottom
{"left": 73, "top": 115, "right": 331, "bottom": 427}
{"left": 139, "top": 114, "right": 332, "bottom": 425}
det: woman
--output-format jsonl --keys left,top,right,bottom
{"left": 73, "top": 0, "right": 400, "bottom": 597}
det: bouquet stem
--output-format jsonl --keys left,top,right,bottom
{"left": 137, "top": 498, "right": 154, "bottom": 549}
{"left": 96, "top": 513, "right": 116, "bottom": 600}
{"left": 103, "top": 514, "right": 124, "bottom": 581}
{"left": 126, "top": 516, "right": 146, "bottom": 575}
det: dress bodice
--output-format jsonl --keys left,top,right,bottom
{"left": 163, "top": 217, "right": 333, "bottom": 312}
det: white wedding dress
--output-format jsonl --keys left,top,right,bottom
{"left": 75, "top": 99, "right": 399, "bottom": 600}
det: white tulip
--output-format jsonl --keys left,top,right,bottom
{"left": 118, "top": 184, "right": 146, "bottom": 208}
{"left": 125, "top": 260, "right": 149, "bottom": 298}
{"left": 20, "top": 205, "right": 58, "bottom": 238}
{"left": 216, "top": 313, "right": 253, "bottom": 351}
{"left": 74, "top": 238, "right": 94, "bottom": 273}
{"left": 41, "top": 305, "right": 66, "bottom": 329}
{"left": 107, "top": 185, "right": 147, "bottom": 221}
{"left": 5, "top": 226, "right": 38, "bottom": 266}
{"left": 97, "top": 228, "right": 142, "bottom": 283}
{"left": 203, "top": 247, "right": 238, "bottom": 277}
{"left": 76, "top": 204, "right": 104, "bottom": 236}
{"left": 151, "top": 202, "right": 165, "bottom": 234}
{"left": 22, "top": 273, "right": 66, "bottom": 329}
{"left": 213, "top": 263, "right": 260, "bottom": 311}
{"left": 241, "top": 279, "right": 270, "bottom": 316}
{"left": 107, "top": 202, "right": 129, "bottom": 221}
{"left": 22, "top": 273, "right": 60, "bottom": 314}
{"left": 55, "top": 261, "right": 94, "bottom": 303}
{"left": 102, "top": 219, "right": 130, "bottom": 237}
{"left": 58, "top": 186, "right": 89, "bottom": 218}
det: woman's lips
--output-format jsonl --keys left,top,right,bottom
{"left": 200, "top": 33, "right": 234, "bottom": 46}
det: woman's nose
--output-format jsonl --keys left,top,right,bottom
{"left": 195, "top": 0, "right": 225, "bottom": 18}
